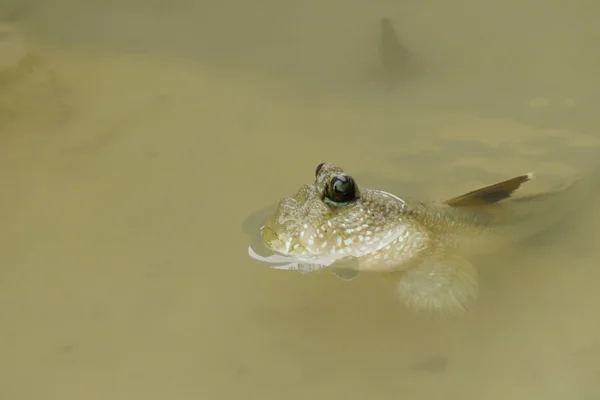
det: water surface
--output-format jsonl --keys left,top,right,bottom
{"left": 1, "top": 1, "right": 600, "bottom": 399}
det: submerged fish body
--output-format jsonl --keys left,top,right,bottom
{"left": 248, "top": 162, "right": 595, "bottom": 314}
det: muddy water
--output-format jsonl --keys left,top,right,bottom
{"left": 1, "top": 2, "right": 600, "bottom": 399}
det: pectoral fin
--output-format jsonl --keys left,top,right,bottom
{"left": 392, "top": 246, "right": 479, "bottom": 315}
{"left": 444, "top": 173, "right": 534, "bottom": 207}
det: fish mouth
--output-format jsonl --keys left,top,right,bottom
{"left": 250, "top": 225, "right": 332, "bottom": 274}
{"left": 247, "top": 245, "right": 331, "bottom": 274}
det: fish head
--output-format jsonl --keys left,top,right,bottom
{"left": 260, "top": 162, "right": 410, "bottom": 262}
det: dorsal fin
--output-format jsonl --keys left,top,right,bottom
{"left": 444, "top": 173, "right": 534, "bottom": 207}
{"left": 379, "top": 17, "right": 419, "bottom": 81}
{"left": 380, "top": 18, "right": 408, "bottom": 71}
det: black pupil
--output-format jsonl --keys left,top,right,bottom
{"left": 327, "top": 175, "right": 355, "bottom": 204}
{"left": 333, "top": 178, "right": 351, "bottom": 194}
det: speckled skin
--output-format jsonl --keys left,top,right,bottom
{"left": 262, "top": 162, "right": 495, "bottom": 272}
{"left": 262, "top": 176, "right": 427, "bottom": 272}
{"left": 258, "top": 162, "right": 592, "bottom": 314}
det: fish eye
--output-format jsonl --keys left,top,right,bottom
{"left": 325, "top": 174, "right": 356, "bottom": 205}
{"left": 315, "top": 162, "right": 326, "bottom": 177}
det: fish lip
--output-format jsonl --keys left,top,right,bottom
{"left": 247, "top": 245, "right": 331, "bottom": 273}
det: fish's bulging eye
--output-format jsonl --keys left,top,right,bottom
{"left": 325, "top": 174, "right": 356, "bottom": 205}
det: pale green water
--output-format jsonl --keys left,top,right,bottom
{"left": 1, "top": 1, "right": 600, "bottom": 399}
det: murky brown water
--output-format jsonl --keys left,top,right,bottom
{"left": 1, "top": 1, "right": 600, "bottom": 399}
